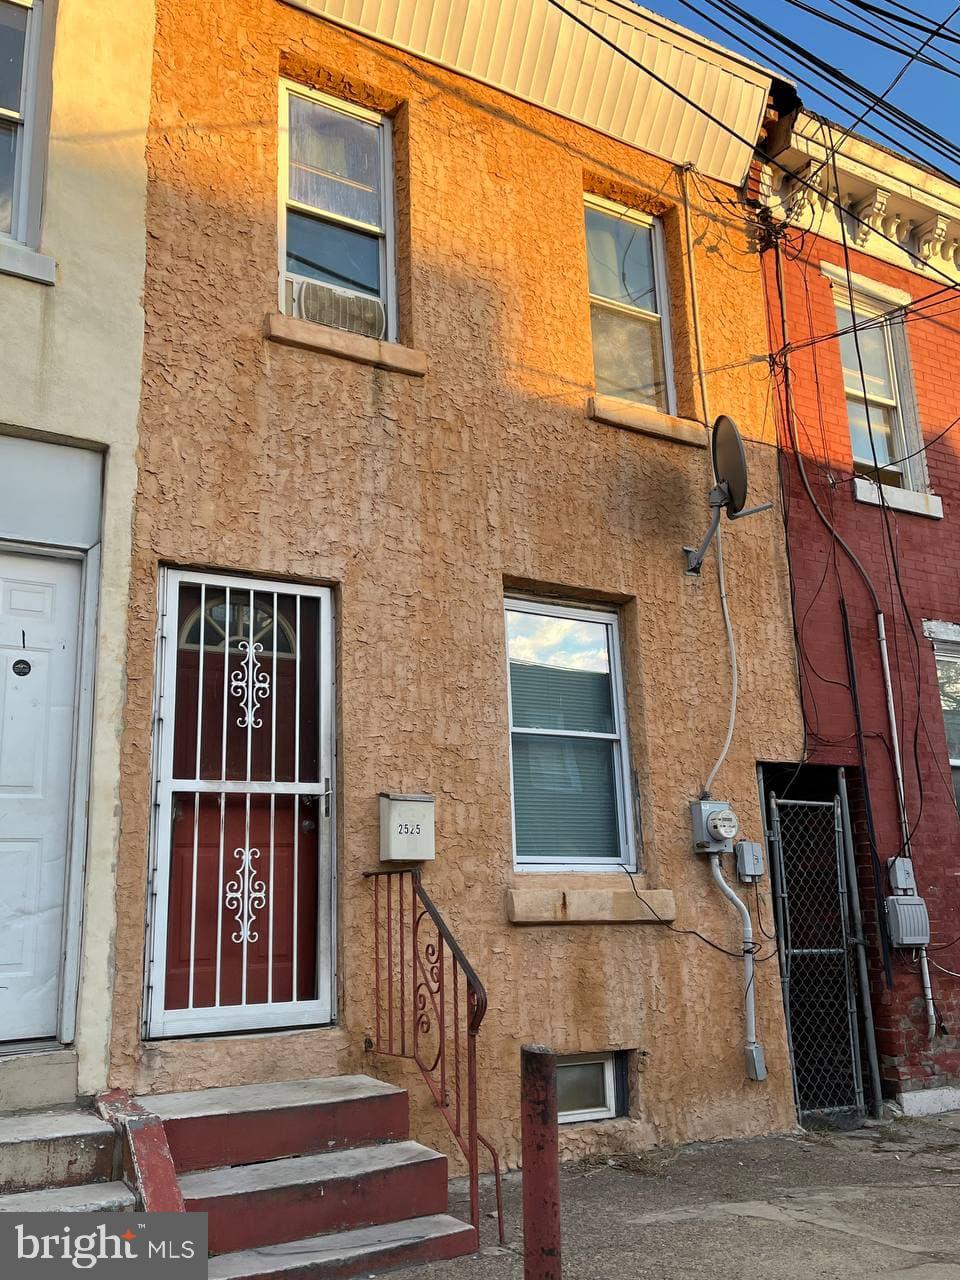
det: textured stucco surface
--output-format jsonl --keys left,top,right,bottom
{"left": 0, "top": 0, "right": 154, "bottom": 1093}
{"left": 112, "top": 0, "right": 804, "bottom": 1163}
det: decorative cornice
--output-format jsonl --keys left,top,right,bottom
{"left": 767, "top": 113, "right": 960, "bottom": 281}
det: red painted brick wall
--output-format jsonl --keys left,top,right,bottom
{"left": 765, "top": 233, "right": 960, "bottom": 1096}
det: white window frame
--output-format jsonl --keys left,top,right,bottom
{"left": 932, "top": 639, "right": 960, "bottom": 811}
{"left": 277, "top": 79, "right": 397, "bottom": 341}
{"left": 584, "top": 192, "right": 676, "bottom": 416}
{"left": 557, "top": 1052, "right": 618, "bottom": 1124}
{"left": 825, "top": 266, "right": 927, "bottom": 495}
{"left": 1, "top": 0, "right": 44, "bottom": 247}
{"left": 505, "top": 596, "right": 636, "bottom": 872}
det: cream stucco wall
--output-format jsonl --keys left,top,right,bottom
{"left": 107, "top": 0, "right": 805, "bottom": 1165}
{"left": 0, "top": 0, "right": 155, "bottom": 1094}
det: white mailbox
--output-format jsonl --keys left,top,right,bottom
{"left": 379, "top": 793, "right": 436, "bottom": 862}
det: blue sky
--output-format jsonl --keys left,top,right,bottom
{"left": 641, "top": 0, "right": 960, "bottom": 177}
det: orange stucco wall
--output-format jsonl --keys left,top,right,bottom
{"left": 110, "top": 0, "right": 804, "bottom": 1165}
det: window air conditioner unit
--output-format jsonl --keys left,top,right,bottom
{"left": 287, "top": 278, "right": 386, "bottom": 341}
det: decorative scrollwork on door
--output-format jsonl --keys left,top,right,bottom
{"left": 229, "top": 639, "right": 271, "bottom": 729}
{"left": 224, "top": 847, "right": 267, "bottom": 944}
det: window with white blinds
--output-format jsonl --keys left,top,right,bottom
{"left": 505, "top": 599, "right": 635, "bottom": 868}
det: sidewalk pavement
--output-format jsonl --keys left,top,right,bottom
{"left": 422, "top": 1110, "right": 960, "bottom": 1280}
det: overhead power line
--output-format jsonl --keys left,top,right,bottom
{"left": 822, "top": 0, "right": 960, "bottom": 177}
{"left": 673, "top": 0, "right": 960, "bottom": 176}
{"left": 781, "top": 0, "right": 960, "bottom": 79}
{"left": 541, "top": 0, "right": 960, "bottom": 297}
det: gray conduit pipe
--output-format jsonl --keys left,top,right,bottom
{"left": 709, "top": 854, "right": 766, "bottom": 1079}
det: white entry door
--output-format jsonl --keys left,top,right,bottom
{"left": 0, "top": 552, "right": 82, "bottom": 1041}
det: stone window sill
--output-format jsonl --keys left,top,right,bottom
{"left": 506, "top": 886, "right": 676, "bottom": 925}
{"left": 265, "top": 312, "right": 427, "bottom": 376}
{"left": 0, "top": 238, "right": 55, "bottom": 285}
{"left": 588, "top": 394, "right": 707, "bottom": 449}
{"left": 852, "top": 476, "right": 943, "bottom": 519}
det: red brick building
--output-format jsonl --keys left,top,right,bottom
{"left": 765, "top": 114, "right": 960, "bottom": 1115}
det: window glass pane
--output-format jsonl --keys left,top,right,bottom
{"left": 0, "top": 119, "right": 14, "bottom": 234}
{"left": 838, "top": 306, "right": 895, "bottom": 400}
{"left": 507, "top": 610, "right": 613, "bottom": 732}
{"left": 585, "top": 207, "right": 657, "bottom": 313}
{"left": 289, "top": 95, "right": 381, "bottom": 228}
{"left": 936, "top": 657, "right": 960, "bottom": 762}
{"left": 558, "top": 1061, "right": 608, "bottom": 1114}
{"left": 0, "top": 1, "right": 26, "bottom": 116}
{"left": 591, "top": 303, "right": 667, "bottom": 410}
{"left": 511, "top": 734, "right": 620, "bottom": 859}
{"left": 847, "top": 397, "right": 899, "bottom": 471}
{"left": 286, "top": 210, "right": 381, "bottom": 296}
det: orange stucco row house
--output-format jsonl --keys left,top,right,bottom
{"left": 2, "top": 0, "right": 960, "bottom": 1268}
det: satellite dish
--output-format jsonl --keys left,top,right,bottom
{"left": 712, "top": 415, "right": 748, "bottom": 515}
{"left": 684, "top": 415, "right": 772, "bottom": 574}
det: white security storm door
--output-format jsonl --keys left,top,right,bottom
{"left": 146, "top": 571, "right": 335, "bottom": 1038}
{"left": 0, "top": 551, "right": 82, "bottom": 1041}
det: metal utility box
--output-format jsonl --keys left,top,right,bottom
{"left": 379, "top": 793, "right": 435, "bottom": 862}
{"left": 886, "top": 894, "right": 930, "bottom": 947}
{"left": 888, "top": 856, "right": 917, "bottom": 895}
{"left": 735, "top": 839, "right": 765, "bottom": 883}
{"left": 691, "top": 799, "right": 739, "bottom": 855}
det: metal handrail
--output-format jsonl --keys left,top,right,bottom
{"left": 367, "top": 867, "right": 505, "bottom": 1245}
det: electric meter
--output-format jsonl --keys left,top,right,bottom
{"left": 707, "top": 808, "right": 739, "bottom": 842}
{"left": 691, "top": 800, "right": 740, "bottom": 854}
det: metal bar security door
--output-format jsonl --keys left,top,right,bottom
{"left": 145, "top": 570, "right": 334, "bottom": 1038}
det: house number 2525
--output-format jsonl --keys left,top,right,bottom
{"left": 397, "top": 822, "right": 422, "bottom": 836}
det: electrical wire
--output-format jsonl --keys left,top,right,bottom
{"left": 679, "top": 167, "right": 740, "bottom": 800}
{"left": 540, "top": 0, "right": 960, "bottom": 297}
{"left": 672, "top": 0, "right": 960, "bottom": 176}
{"left": 621, "top": 867, "right": 777, "bottom": 960}
{"left": 783, "top": 0, "right": 960, "bottom": 77}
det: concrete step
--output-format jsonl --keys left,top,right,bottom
{"left": 0, "top": 1108, "right": 116, "bottom": 1193}
{"left": 0, "top": 1048, "right": 78, "bottom": 1113}
{"left": 207, "top": 1215, "right": 477, "bottom": 1280}
{"left": 181, "top": 1141, "right": 449, "bottom": 1256}
{"left": 0, "top": 1181, "right": 135, "bottom": 1213}
{"left": 138, "top": 1075, "right": 408, "bottom": 1172}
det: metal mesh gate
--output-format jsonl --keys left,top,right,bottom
{"left": 768, "top": 795, "right": 865, "bottom": 1123}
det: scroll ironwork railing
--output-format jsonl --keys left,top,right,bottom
{"left": 367, "top": 868, "right": 505, "bottom": 1245}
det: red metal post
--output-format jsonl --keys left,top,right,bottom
{"left": 521, "top": 1045, "right": 561, "bottom": 1280}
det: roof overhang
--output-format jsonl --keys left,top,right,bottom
{"left": 281, "top": 0, "right": 778, "bottom": 186}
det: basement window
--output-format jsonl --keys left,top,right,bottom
{"left": 556, "top": 1052, "right": 625, "bottom": 1123}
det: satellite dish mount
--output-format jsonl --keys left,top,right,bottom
{"left": 684, "top": 415, "right": 773, "bottom": 575}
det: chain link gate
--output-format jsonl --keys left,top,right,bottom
{"left": 768, "top": 794, "right": 866, "bottom": 1124}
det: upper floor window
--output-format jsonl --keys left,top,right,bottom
{"left": 834, "top": 287, "right": 920, "bottom": 491}
{"left": 505, "top": 598, "right": 635, "bottom": 869}
{"left": 584, "top": 194, "right": 673, "bottom": 413}
{"left": 279, "top": 81, "right": 395, "bottom": 342}
{"left": 1, "top": 0, "right": 42, "bottom": 244}
{"left": 934, "top": 644, "right": 960, "bottom": 812}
